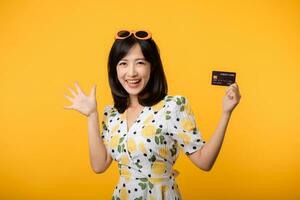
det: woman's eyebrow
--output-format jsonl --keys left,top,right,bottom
{"left": 121, "top": 58, "right": 146, "bottom": 61}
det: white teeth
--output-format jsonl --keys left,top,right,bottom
{"left": 127, "top": 79, "right": 140, "bottom": 83}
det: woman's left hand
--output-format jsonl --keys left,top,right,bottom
{"left": 222, "top": 82, "right": 241, "bottom": 114}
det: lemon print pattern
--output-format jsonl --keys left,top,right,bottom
{"left": 178, "top": 132, "right": 191, "bottom": 144}
{"left": 120, "top": 154, "right": 129, "bottom": 165}
{"left": 101, "top": 95, "right": 206, "bottom": 200}
{"left": 138, "top": 142, "right": 147, "bottom": 154}
{"left": 141, "top": 124, "right": 156, "bottom": 137}
{"left": 180, "top": 118, "right": 195, "bottom": 131}
{"left": 152, "top": 161, "right": 167, "bottom": 175}
{"left": 159, "top": 147, "right": 169, "bottom": 159}
{"left": 127, "top": 137, "right": 137, "bottom": 152}
{"left": 110, "top": 134, "right": 120, "bottom": 149}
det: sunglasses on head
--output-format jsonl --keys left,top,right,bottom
{"left": 115, "top": 30, "right": 152, "bottom": 40}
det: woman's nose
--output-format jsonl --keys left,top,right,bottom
{"left": 128, "top": 64, "right": 137, "bottom": 76}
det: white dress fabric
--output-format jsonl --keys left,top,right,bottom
{"left": 101, "top": 95, "right": 206, "bottom": 200}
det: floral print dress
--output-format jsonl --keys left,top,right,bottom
{"left": 101, "top": 95, "right": 206, "bottom": 200}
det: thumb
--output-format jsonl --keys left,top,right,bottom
{"left": 90, "top": 84, "right": 96, "bottom": 97}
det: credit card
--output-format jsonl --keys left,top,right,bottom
{"left": 211, "top": 71, "right": 236, "bottom": 86}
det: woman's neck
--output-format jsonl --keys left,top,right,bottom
{"left": 128, "top": 95, "right": 141, "bottom": 109}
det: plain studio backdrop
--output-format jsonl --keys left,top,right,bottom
{"left": 0, "top": 1, "right": 299, "bottom": 199}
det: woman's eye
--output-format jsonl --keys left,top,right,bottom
{"left": 137, "top": 62, "right": 145, "bottom": 65}
{"left": 119, "top": 62, "right": 126, "bottom": 66}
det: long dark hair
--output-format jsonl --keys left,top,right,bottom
{"left": 107, "top": 35, "right": 168, "bottom": 113}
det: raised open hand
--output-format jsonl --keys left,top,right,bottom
{"left": 63, "top": 81, "right": 97, "bottom": 117}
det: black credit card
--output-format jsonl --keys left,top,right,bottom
{"left": 211, "top": 71, "right": 236, "bottom": 86}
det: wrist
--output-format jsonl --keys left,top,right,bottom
{"left": 221, "top": 111, "right": 232, "bottom": 117}
{"left": 88, "top": 110, "right": 98, "bottom": 118}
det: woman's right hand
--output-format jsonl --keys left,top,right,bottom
{"left": 63, "top": 81, "right": 98, "bottom": 117}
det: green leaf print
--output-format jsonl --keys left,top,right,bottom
{"left": 181, "top": 96, "right": 186, "bottom": 104}
{"left": 166, "top": 95, "right": 174, "bottom": 102}
{"left": 110, "top": 112, "right": 117, "bottom": 117}
{"left": 140, "top": 178, "right": 148, "bottom": 182}
{"left": 176, "top": 97, "right": 181, "bottom": 105}
{"left": 155, "top": 136, "right": 159, "bottom": 145}
{"left": 116, "top": 197, "right": 120, "bottom": 200}
{"left": 112, "top": 196, "right": 115, "bottom": 200}
{"left": 170, "top": 148, "right": 176, "bottom": 156}
{"left": 180, "top": 105, "right": 185, "bottom": 112}
{"left": 148, "top": 181, "right": 154, "bottom": 189}
{"left": 134, "top": 197, "right": 143, "bottom": 200}
{"left": 166, "top": 115, "right": 171, "bottom": 120}
{"left": 135, "top": 162, "right": 143, "bottom": 169}
{"left": 170, "top": 143, "right": 177, "bottom": 157}
{"left": 166, "top": 110, "right": 171, "bottom": 114}
{"left": 156, "top": 128, "right": 162, "bottom": 134}
{"left": 117, "top": 145, "right": 121, "bottom": 153}
{"left": 159, "top": 135, "right": 165, "bottom": 144}
{"left": 119, "top": 137, "right": 124, "bottom": 143}
{"left": 138, "top": 182, "right": 147, "bottom": 190}
{"left": 148, "top": 155, "right": 156, "bottom": 162}
{"left": 102, "top": 123, "right": 107, "bottom": 130}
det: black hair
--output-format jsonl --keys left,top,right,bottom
{"left": 107, "top": 34, "right": 168, "bottom": 113}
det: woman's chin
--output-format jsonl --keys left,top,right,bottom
{"left": 124, "top": 86, "right": 144, "bottom": 96}
{"left": 126, "top": 89, "right": 141, "bottom": 96}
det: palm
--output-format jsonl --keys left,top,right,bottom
{"left": 63, "top": 82, "right": 97, "bottom": 117}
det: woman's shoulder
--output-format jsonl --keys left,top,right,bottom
{"left": 164, "top": 94, "right": 189, "bottom": 105}
{"left": 164, "top": 94, "right": 188, "bottom": 101}
{"left": 102, "top": 104, "right": 118, "bottom": 117}
{"left": 101, "top": 105, "right": 119, "bottom": 129}
{"left": 163, "top": 94, "right": 190, "bottom": 112}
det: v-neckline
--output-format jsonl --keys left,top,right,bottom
{"left": 123, "top": 106, "right": 147, "bottom": 134}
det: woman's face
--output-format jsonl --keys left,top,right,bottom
{"left": 116, "top": 43, "right": 151, "bottom": 97}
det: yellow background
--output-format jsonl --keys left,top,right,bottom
{"left": 1, "top": 0, "right": 299, "bottom": 199}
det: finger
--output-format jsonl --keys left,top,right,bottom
{"left": 63, "top": 104, "right": 74, "bottom": 110}
{"left": 74, "top": 81, "right": 84, "bottom": 94}
{"left": 227, "top": 91, "right": 235, "bottom": 99}
{"left": 231, "top": 87, "right": 239, "bottom": 95}
{"left": 226, "top": 89, "right": 230, "bottom": 95}
{"left": 226, "top": 87, "right": 236, "bottom": 95}
{"left": 230, "top": 90, "right": 241, "bottom": 100}
{"left": 64, "top": 93, "right": 74, "bottom": 102}
{"left": 226, "top": 86, "right": 231, "bottom": 93}
{"left": 229, "top": 82, "right": 239, "bottom": 90}
{"left": 228, "top": 84, "right": 240, "bottom": 94}
{"left": 67, "top": 86, "right": 77, "bottom": 97}
{"left": 230, "top": 82, "right": 238, "bottom": 86}
{"left": 89, "top": 84, "right": 96, "bottom": 97}
{"left": 232, "top": 83, "right": 240, "bottom": 93}
{"left": 232, "top": 84, "right": 239, "bottom": 91}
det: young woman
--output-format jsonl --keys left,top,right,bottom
{"left": 64, "top": 30, "right": 241, "bottom": 200}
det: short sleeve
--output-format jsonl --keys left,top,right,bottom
{"left": 100, "top": 105, "right": 111, "bottom": 148}
{"left": 166, "top": 95, "right": 206, "bottom": 155}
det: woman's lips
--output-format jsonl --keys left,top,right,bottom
{"left": 126, "top": 79, "right": 141, "bottom": 88}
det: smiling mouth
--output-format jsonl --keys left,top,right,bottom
{"left": 126, "top": 79, "right": 141, "bottom": 88}
{"left": 126, "top": 79, "right": 141, "bottom": 84}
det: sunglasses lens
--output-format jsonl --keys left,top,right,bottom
{"left": 135, "top": 31, "right": 149, "bottom": 38}
{"left": 117, "top": 30, "right": 130, "bottom": 38}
